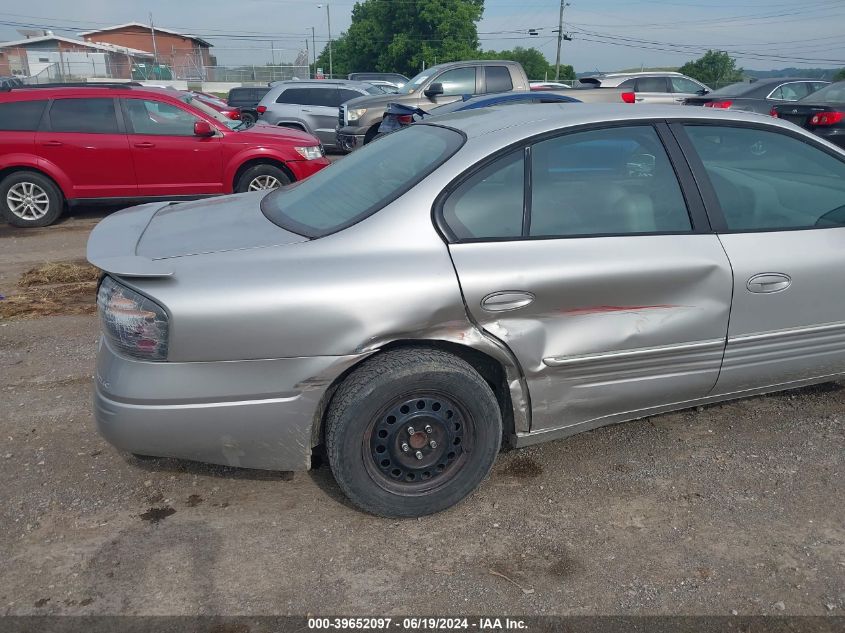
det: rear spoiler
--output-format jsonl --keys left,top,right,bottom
{"left": 86, "top": 202, "right": 174, "bottom": 277}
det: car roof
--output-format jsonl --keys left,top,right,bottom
{"left": 431, "top": 91, "right": 578, "bottom": 114}
{"left": 269, "top": 79, "right": 373, "bottom": 88}
{"left": 425, "top": 102, "right": 799, "bottom": 145}
{"left": 0, "top": 83, "right": 182, "bottom": 100}
{"left": 588, "top": 71, "right": 686, "bottom": 78}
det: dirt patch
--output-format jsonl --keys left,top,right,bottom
{"left": 18, "top": 261, "right": 100, "bottom": 287}
{"left": 186, "top": 494, "right": 204, "bottom": 507}
{"left": 1, "top": 260, "right": 99, "bottom": 319}
{"left": 500, "top": 455, "right": 544, "bottom": 479}
{"left": 139, "top": 506, "right": 176, "bottom": 524}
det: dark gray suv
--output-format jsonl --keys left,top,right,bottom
{"left": 256, "top": 80, "right": 383, "bottom": 150}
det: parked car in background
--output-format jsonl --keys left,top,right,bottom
{"left": 347, "top": 72, "right": 409, "bottom": 89}
{"left": 256, "top": 80, "right": 384, "bottom": 150}
{"left": 428, "top": 91, "right": 581, "bottom": 114}
{"left": 684, "top": 78, "right": 829, "bottom": 113}
{"left": 578, "top": 71, "right": 710, "bottom": 104}
{"left": 336, "top": 60, "right": 531, "bottom": 151}
{"left": 366, "top": 80, "right": 400, "bottom": 94}
{"left": 227, "top": 86, "right": 271, "bottom": 126}
{"left": 530, "top": 81, "right": 571, "bottom": 91}
{"left": 186, "top": 90, "right": 241, "bottom": 120}
{"left": 772, "top": 81, "right": 845, "bottom": 149}
{"left": 89, "top": 103, "right": 845, "bottom": 517}
{"left": 0, "top": 84, "right": 329, "bottom": 227}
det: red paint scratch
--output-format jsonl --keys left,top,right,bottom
{"left": 562, "top": 304, "right": 679, "bottom": 316}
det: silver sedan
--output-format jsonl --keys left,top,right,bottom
{"left": 88, "top": 104, "right": 845, "bottom": 517}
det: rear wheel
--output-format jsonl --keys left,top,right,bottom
{"left": 326, "top": 348, "right": 502, "bottom": 517}
{"left": 0, "top": 171, "right": 64, "bottom": 227}
{"left": 235, "top": 164, "right": 292, "bottom": 193}
{"left": 239, "top": 111, "right": 257, "bottom": 126}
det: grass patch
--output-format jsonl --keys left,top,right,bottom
{"left": 18, "top": 261, "right": 100, "bottom": 287}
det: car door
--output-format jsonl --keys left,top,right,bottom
{"left": 440, "top": 123, "right": 733, "bottom": 433}
{"left": 675, "top": 123, "right": 845, "bottom": 395}
{"left": 36, "top": 97, "right": 137, "bottom": 199}
{"left": 121, "top": 97, "right": 223, "bottom": 197}
{"left": 670, "top": 76, "right": 707, "bottom": 105}
{"left": 633, "top": 77, "right": 673, "bottom": 104}
{"left": 302, "top": 86, "right": 343, "bottom": 146}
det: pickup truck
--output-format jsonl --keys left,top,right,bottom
{"left": 336, "top": 60, "right": 529, "bottom": 151}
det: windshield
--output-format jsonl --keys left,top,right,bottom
{"left": 262, "top": 125, "right": 464, "bottom": 237}
{"left": 800, "top": 81, "right": 845, "bottom": 104}
{"left": 397, "top": 69, "right": 435, "bottom": 94}
{"left": 180, "top": 94, "right": 242, "bottom": 130}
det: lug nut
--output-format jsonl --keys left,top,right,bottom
{"left": 415, "top": 451, "right": 423, "bottom": 460}
{"left": 407, "top": 426, "right": 415, "bottom": 435}
{"left": 401, "top": 443, "right": 409, "bottom": 452}
{"left": 425, "top": 425, "right": 433, "bottom": 433}
{"left": 429, "top": 440, "right": 437, "bottom": 449}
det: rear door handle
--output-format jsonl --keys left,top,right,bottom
{"left": 42, "top": 141, "right": 62, "bottom": 147}
{"left": 301, "top": 108, "right": 313, "bottom": 113}
{"left": 134, "top": 142, "right": 156, "bottom": 148}
{"left": 747, "top": 273, "right": 791, "bottom": 294}
{"left": 481, "top": 291, "right": 535, "bottom": 312}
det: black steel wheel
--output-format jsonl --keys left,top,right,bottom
{"left": 326, "top": 348, "right": 502, "bottom": 517}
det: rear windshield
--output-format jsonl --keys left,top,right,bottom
{"left": 710, "top": 82, "right": 757, "bottom": 97}
{"left": 262, "top": 125, "right": 464, "bottom": 237}
{"left": 800, "top": 81, "right": 845, "bottom": 104}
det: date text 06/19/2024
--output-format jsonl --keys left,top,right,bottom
{"left": 307, "top": 617, "right": 529, "bottom": 630}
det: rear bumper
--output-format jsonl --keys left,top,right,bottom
{"left": 93, "top": 338, "right": 369, "bottom": 470}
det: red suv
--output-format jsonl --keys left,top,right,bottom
{"left": 0, "top": 84, "right": 330, "bottom": 227}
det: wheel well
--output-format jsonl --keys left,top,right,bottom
{"left": 0, "top": 166, "right": 65, "bottom": 199}
{"left": 233, "top": 158, "right": 295, "bottom": 190}
{"left": 311, "top": 340, "right": 515, "bottom": 449}
{"left": 364, "top": 124, "right": 381, "bottom": 144}
{"left": 277, "top": 122, "right": 306, "bottom": 132}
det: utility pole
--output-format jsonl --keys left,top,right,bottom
{"left": 317, "top": 4, "right": 332, "bottom": 78}
{"left": 149, "top": 12, "right": 159, "bottom": 65}
{"left": 305, "top": 39, "right": 309, "bottom": 78}
{"left": 554, "top": 0, "right": 567, "bottom": 80}
{"left": 310, "top": 27, "right": 317, "bottom": 78}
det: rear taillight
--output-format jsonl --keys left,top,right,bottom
{"left": 704, "top": 100, "right": 732, "bottom": 109}
{"left": 621, "top": 91, "right": 635, "bottom": 104}
{"left": 770, "top": 108, "right": 778, "bottom": 118}
{"left": 97, "top": 277, "right": 169, "bottom": 361}
{"left": 226, "top": 110, "right": 240, "bottom": 120}
{"left": 397, "top": 115, "right": 414, "bottom": 124}
{"left": 810, "top": 111, "right": 844, "bottom": 126}
{"left": 256, "top": 105, "right": 267, "bottom": 114}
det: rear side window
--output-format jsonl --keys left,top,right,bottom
{"left": 684, "top": 125, "right": 845, "bottom": 231}
{"left": 0, "top": 100, "right": 47, "bottom": 131}
{"left": 442, "top": 152, "right": 524, "bottom": 240}
{"left": 49, "top": 98, "right": 118, "bottom": 134}
{"left": 262, "top": 125, "right": 463, "bottom": 237}
{"left": 769, "top": 82, "right": 812, "bottom": 101}
{"left": 485, "top": 66, "right": 513, "bottom": 93}
{"left": 276, "top": 88, "right": 318, "bottom": 105}
{"left": 636, "top": 77, "right": 668, "bottom": 92}
{"left": 618, "top": 79, "right": 636, "bottom": 89}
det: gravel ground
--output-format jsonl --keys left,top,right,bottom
{"left": 1, "top": 209, "right": 843, "bottom": 617}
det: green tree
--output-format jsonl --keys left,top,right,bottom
{"left": 678, "top": 50, "right": 744, "bottom": 87}
{"left": 480, "top": 46, "right": 573, "bottom": 80}
{"left": 316, "top": 0, "right": 484, "bottom": 77}
{"left": 834, "top": 68, "right": 845, "bottom": 81}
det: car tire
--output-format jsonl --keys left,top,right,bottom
{"left": 239, "top": 111, "right": 257, "bottom": 126}
{"left": 325, "top": 348, "right": 502, "bottom": 517}
{"left": 235, "top": 164, "right": 292, "bottom": 193}
{"left": 0, "top": 171, "right": 64, "bottom": 228}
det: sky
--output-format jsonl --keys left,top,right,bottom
{"left": 1, "top": 0, "right": 844, "bottom": 73}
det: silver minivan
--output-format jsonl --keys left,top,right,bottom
{"left": 256, "top": 80, "right": 383, "bottom": 150}
{"left": 579, "top": 71, "right": 710, "bottom": 104}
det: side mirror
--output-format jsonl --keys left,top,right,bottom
{"left": 194, "top": 120, "right": 215, "bottom": 137}
{"left": 424, "top": 82, "right": 444, "bottom": 99}
{"left": 696, "top": 88, "right": 709, "bottom": 95}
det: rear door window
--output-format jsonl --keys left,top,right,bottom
{"left": 683, "top": 125, "right": 845, "bottom": 231}
{"left": 485, "top": 66, "right": 513, "bottom": 93}
{"left": 0, "top": 100, "right": 47, "bottom": 130}
{"left": 276, "top": 88, "right": 318, "bottom": 105}
{"left": 48, "top": 98, "right": 119, "bottom": 134}
{"left": 636, "top": 77, "right": 668, "bottom": 92}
